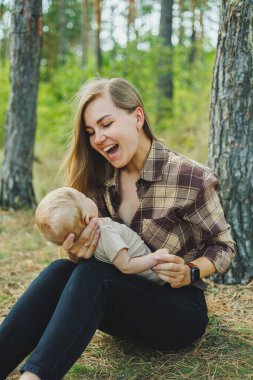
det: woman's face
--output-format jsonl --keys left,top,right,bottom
{"left": 83, "top": 95, "right": 144, "bottom": 168}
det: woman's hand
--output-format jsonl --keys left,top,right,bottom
{"left": 62, "top": 218, "right": 100, "bottom": 260}
{"left": 152, "top": 249, "right": 191, "bottom": 288}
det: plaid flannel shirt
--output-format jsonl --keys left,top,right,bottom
{"left": 95, "top": 139, "right": 235, "bottom": 287}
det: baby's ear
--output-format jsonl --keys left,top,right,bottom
{"left": 84, "top": 214, "right": 92, "bottom": 225}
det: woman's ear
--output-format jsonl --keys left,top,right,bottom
{"left": 136, "top": 107, "right": 144, "bottom": 129}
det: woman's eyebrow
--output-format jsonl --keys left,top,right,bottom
{"left": 85, "top": 114, "right": 112, "bottom": 128}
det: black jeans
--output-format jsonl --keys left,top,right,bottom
{"left": 0, "top": 258, "right": 208, "bottom": 380}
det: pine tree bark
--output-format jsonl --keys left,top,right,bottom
{"left": 209, "top": 0, "right": 253, "bottom": 284}
{"left": 0, "top": 0, "right": 42, "bottom": 209}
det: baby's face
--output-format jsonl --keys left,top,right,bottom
{"left": 78, "top": 193, "right": 99, "bottom": 223}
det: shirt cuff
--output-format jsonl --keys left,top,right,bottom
{"left": 201, "top": 245, "right": 235, "bottom": 274}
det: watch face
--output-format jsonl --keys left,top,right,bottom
{"left": 191, "top": 266, "right": 200, "bottom": 283}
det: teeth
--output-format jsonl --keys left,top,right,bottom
{"left": 103, "top": 144, "right": 116, "bottom": 152}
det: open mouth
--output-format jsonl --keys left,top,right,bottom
{"left": 103, "top": 144, "right": 119, "bottom": 158}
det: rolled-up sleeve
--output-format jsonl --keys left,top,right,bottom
{"left": 182, "top": 171, "right": 236, "bottom": 274}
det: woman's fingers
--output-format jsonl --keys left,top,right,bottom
{"left": 77, "top": 228, "right": 100, "bottom": 259}
{"left": 62, "top": 233, "right": 75, "bottom": 251}
{"left": 70, "top": 218, "right": 99, "bottom": 254}
{"left": 61, "top": 218, "right": 100, "bottom": 260}
{"left": 86, "top": 229, "right": 100, "bottom": 258}
{"left": 156, "top": 273, "right": 182, "bottom": 287}
{"left": 156, "top": 272, "right": 186, "bottom": 288}
{"left": 152, "top": 256, "right": 188, "bottom": 288}
{"left": 79, "top": 223, "right": 97, "bottom": 249}
{"left": 155, "top": 252, "right": 184, "bottom": 264}
{"left": 154, "top": 269, "right": 184, "bottom": 279}
{"left": 153, "top": 262, "right": 183, "bottom": 272}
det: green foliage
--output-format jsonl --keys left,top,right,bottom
{"left": 0, "top": 34, "right": 216, "bottom": 166}
{"left": 0, "top": 64, "right": 9, "bottom": 147}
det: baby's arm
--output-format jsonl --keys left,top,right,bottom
{"left": 113, "top": 249, "right": 159, "bottom": 274}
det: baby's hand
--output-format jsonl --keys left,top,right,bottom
{"left": 62, "top": 218, "right": 100, "bottom": 259}
{"left": 153, "top": 248, "right": 170, "bottom": 260}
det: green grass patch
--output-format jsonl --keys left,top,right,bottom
{"left": 65, "top": 363, "right": 97, "bottom": 379}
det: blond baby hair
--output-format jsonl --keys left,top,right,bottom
{"left": 35, "top": 187, "right": 85, "bottom": 246}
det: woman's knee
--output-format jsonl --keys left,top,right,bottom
{"left": 71, "top": 258, "right": 118, "bottom": 284}
{"left": 39, "top": 259, "right": 77, "bottom": 280}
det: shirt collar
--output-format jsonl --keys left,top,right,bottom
{"left": 140, "top": 139, "right": 169, "bottom": 182}
{"left": 105, "top": 139, "right": 169, "bottom": 187}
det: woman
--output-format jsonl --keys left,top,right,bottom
{"left": 0, "top": 78, "right": 235, "bottom": 380}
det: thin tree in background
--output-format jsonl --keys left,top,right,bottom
{"left": 94, "top": 0, "right": 102, "bottom": 69}
{"left": 199, "top": 2, "right": 205, "bottom": 45}
{"left": 0, "top": 0, "right": 42, "bottom": 209}
{"left": 0, "top": 0, "right": 10, "bottom": 66}
{"left": 209, "top": 0, "right": 253, "bottom": 284}
{"left": 127, "top": 0, "right": 137, "bottom": 43}
{"left": 188, "top": 0, "right": 196, "bottom": 64}
{"left": 157, "top": 0, "right": 174, "bottom": 118}
{"left": 178, "top": 0, "right": 184, "bottom": 45}
{"left": 81, "top": 0, "right": 89, "bottom": 66}
{"left": 59, "top": 0, "right": 66, "bottom": 65}
{"left": 109, "top": 3, "right": 117, "bottom": 59}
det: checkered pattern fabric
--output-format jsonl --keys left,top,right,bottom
{"left": 95, "top": 140, "right": 235, "bottom": 276}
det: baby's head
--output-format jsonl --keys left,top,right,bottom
{"left": 35, "top": 187, "right": 98, "bottom": 245}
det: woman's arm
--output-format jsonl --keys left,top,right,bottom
{"left": 153, "top": 171, "right": 235, "bottom": 287}
{"left": 182, "top": 170, "right": 235, "bottom": 274}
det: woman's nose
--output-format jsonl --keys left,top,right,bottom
{"left": 94, "top": 132, "right": 106, "bottom": 144}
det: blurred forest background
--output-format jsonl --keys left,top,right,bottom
{"left": 0, "top": 0, "right": 218, "bottom": 203}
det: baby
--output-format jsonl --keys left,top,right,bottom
{"left": 35, "top": 187, "right": 164, "bottom": 285}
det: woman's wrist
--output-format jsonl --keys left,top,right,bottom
{"left": 190, "top": 257, "right": 216, "bottom": 279}
{"left": 183, "top": 264, "right": 191, "bottom": 286}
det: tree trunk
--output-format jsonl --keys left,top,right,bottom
{"left": 109, "top": 4, "right": 117, "bottom": 59}
{"left": 199, "top": 4, "right": 204, "bottom": 44}
{"left": 157, "top": 0, "right": 174, "bottom": 117}
{"left": 0, "top": 29, "right": 8, "bottom": 66}
{"left": 178, "top": 0, "right": 184, "bottom": 45}
{"left": 188, "top": 0, "right": 196, "bottom": 64}
{"left": 94, "top": 0, "right": 102, "bottom": 69}
{"left": 209, "top": 0, "right": 253, "bottom": 284}
{"left": 59, "top": 0, "right": 66, "bottom": 65}
{"left": 0, "top": 2, "right": 8, "bottom": 66}
{"left": 81, "top": 0, "right": 89, "bottom": 66}
{"left": 127, "top": 0, "right": 136, "bottom": 43}
{"left": 0, "top": 0, "right": 42, "bottom": 209}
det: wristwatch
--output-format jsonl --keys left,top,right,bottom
{"left": 187, "top": 262, "right": 200, "bottom": 284}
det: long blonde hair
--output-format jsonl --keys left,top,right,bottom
{"left": 60, "top": 77, "right": 156, "bottom": 197}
